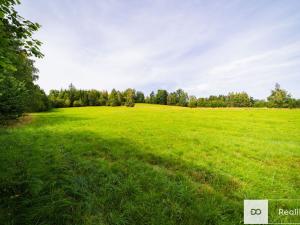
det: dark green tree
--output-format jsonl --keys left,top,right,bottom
{"left": 0, "top": 75, "right": 27, "bottom": 121}
{"left": 149, "top": 91, "right": 156, "bottom": 104}
{"left": 0, "top": 0, "right": 45, "bottom": 122}
{"left": 28, "top": 85, "right": 50, "bottom": 112}
{"left": 68, "top": 83, "right": 76, "bottom": 106}
{"left": 156, "top": 89, "right": 168, "bottom": 105}
{"left": 87, "top": 89, "right": 100, "bottom": 106}
{"left": 135, "top": 91, "right": 145, "bottom": 103}
{"left": 98, "top": 91, "right": 108, "bottom": 106}
{"left": 109, "top": 89, "right": 121, "bottom": 106}
{"left": 176, "top": 89, "right": 188, "bottom": 106}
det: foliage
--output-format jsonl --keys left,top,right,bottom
{"left": 73, "top": 99, "right": 83, "bottom": 107}
{"left": 27, "top": 85, "right": 50, "bottom": 112}
{"left": 167, "top": 92, "right": 177, "bottom": 105}
{"left": 124, "top": 88, "right": 135, "bottom": 107}
{"left": 227, "top": 92, "right": 252, "bottom": 107}
{"left": 188, "top": 96, "right": 197, "bottom": 108}
{"left": 0, "top": 0, "right": 47, "bottom": 123}
{"left": 0, "top": 0, "right": 43, "bottom": 74}
{"left": 49, "top": 86, "right": 139, "bottom": 108}
{"left": 135, "top": 91, "right": 145, "bottom": 103}
{"left": 267, "top": 83, "right": 292, "bottom": 108}
{"left": 0, "top": 74, "right": 27, "bottom": 121}
{"left": 176, "top": 89, "right": 189, "bottom": 106}
{"left": 149, "top": 91, "right": 156, "bottom": 104}
{"left": 142, "top": 84, "right": 299, "bottom": 108}
{"left": 253, "top": 99, "right": 267, "bottom": 108}
{"left": 156, "top": 89, "right": 168, "bottom": 105}
{"left": 108, "top": 89, "right": 120, "bottom": 106}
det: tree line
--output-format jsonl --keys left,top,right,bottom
{"left": 145, "top": 84, "right": 300, "bottom": 108}
{"left": 48, "top": 84, "right": 142, "bottom": 108}
{"left": 48, "top": 83, "right": 300, "bottom": 109}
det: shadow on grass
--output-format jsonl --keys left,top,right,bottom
{"left": 32, "top": 113, "right": 93, "bottom": 127}
{"left": 0, "top": 126, "right": 243, "bottom": 225}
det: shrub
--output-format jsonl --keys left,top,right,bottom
{"left": 64, "top": 99, "right": 71, "bottom": 107}
{"left": 108, "top": 89, "right": 121, "bottom": 106}
{"left": 73, "top": 100, "right": 83, "bottom": 107}
{"left": 0, "top": 75, "right": 27, "bottom": 122}
{"left": 188, "top": 96, "right": 197, "bottom": 108}
{"left": 125, "top": 101, "right": 135, "bottom": 107}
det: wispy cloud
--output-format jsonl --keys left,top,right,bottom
{"left": 17, "top": 0, "right": 300, "bottom": 98}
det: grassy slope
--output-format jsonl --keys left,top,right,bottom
{"left": 0, "top": 104, "right": 299, "bottom": 224}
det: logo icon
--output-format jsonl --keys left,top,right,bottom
{"left": 250, "top": 209, "right": 262, "bottom": 215}
{"left": 244, "top": 200, "right": 268, "bottom": 224}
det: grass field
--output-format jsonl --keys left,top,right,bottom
{"left": 1, "top": 104, "right": 299, "bottom": 224}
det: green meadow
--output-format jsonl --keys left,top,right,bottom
{"left": 1, "top": 104, "right": 299, "bottom": 225}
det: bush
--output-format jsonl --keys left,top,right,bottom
{"left": 0, "top": 75, "right": 27, "bottom": 122}
{"left": 124, "top": 88, "right": 135, "bottom": 107}
{"left": 27, "top": 86, "right": 51, "bottom": 112}
{"left": 73, "top": 100, "right": 83, "bottom": 107}
{"left": 50, "top": 99, "right": 65, "bottom": 108}
{"left": 108, "top": 89, "right": 121, "bottom": 106}
{"left": 64, "top": 99, "right": 71, "bottom": 107}
{"left": 125, "top": 101, "right": 135, "bottom": 107}
{"left": 253, "top": 100, "right": 267, "bottom": 108}
{"left": 188, "top": 96, "right": 197, "bottom": 108}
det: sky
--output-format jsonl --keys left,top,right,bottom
{"left": 17, "top": 0, "right": 300, "bottom": 98}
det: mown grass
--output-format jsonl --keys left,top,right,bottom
{"left": 0, "top": 104, "right": 299, "bottom": 224}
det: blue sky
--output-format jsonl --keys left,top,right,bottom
{"left": 17, "top": 0, "right": 300, "bottom": 98}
